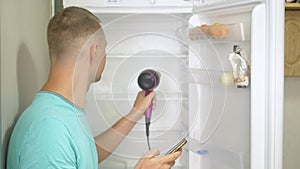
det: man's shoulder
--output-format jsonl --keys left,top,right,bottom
{"left": 21, "top": 92, "right": 79, "bottom": 123}
{"left": 12, "top": 116, "right": 73, "bottom": 144}
{"left": 7, "top": 117, "right": 78, "bottom": 169}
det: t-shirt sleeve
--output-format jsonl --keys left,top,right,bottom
{"left": 19, "top": 118, "right": 77, "bottom": 169}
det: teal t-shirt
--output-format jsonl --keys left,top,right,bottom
{"left": 7, "top": 91, "right": 98, "bottom": 169}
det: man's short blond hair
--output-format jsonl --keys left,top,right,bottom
{"left": 47, "top": 6, "right": 101, "bottom": 60}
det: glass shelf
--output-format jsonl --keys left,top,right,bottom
{"left": 106, "top": 54, "right": 188, "bottom": 58}
{"left": 87, "top": 91, "right": 188, "bottom": 101}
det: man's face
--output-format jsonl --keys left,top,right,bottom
{"left": 94, "top": 49, "right": 106, "bottom": 83}
{"left": 94, "top": 32, "right": 107, "bottom": 83}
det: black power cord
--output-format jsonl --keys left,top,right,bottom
{"left": 146, "top": 121, "right": 151, "bottom": 150}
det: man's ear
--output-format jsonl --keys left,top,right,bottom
{"left": 89, "top": 43, "right": 98, "bottom": 64}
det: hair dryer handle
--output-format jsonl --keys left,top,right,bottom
{"left": 145, "top": 90, "right": 152, "bottom": 123}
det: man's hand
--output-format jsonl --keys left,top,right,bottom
{"left": 134, "top": 149, "right": 181, "bottom": 169}
{"left": 127, "top": 91, "right": 156, "bottom": 122}
{"left": 134, "top": 90, "right": 156, "bottom": 113}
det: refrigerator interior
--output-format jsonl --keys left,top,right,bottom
{"left": 83, "top": 4, "right": 257, "bottom": 169}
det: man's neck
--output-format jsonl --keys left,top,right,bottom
{"left": 41, "top": 69, "right": 90, "bottom": 109}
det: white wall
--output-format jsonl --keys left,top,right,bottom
{"left": 283, "top": 77, "right": 300, "bottom": 169}
{"left": 0, "top": 0, "right": 51, "bottom": 167}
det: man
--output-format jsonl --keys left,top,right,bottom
{"left": 7, "top": 6, "right": 181, "bottom": 169}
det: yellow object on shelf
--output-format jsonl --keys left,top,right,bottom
{"left": 219, "top": 72, "right": 234, "bottom": 87}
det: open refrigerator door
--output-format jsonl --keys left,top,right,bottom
{"left": 186, "top": 1, "right": 264, "bottom": 169}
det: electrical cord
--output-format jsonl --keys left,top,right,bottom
{"left": 146, "top": 121, "right": 151, "bottom": 150}
{"left": 147, "top": 136, "right": 151, "bottom": 150}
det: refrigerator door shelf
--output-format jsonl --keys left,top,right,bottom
{"left": 186, "top": 69, "right": 251, "bottom": 90}
{"left": 188, "top": 22, "right": 250, "bottom": 44}
{"left": 186, "top": 137, "right": 249, "bottom": 169}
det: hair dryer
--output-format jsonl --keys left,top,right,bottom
{"left": 137, "top": 69, "right": 160, "bottom": 150}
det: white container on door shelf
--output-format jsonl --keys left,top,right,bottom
{"left": 63, "top": 0, "right": 193, "bottom": 13}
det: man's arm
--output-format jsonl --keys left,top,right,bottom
{"left": 94, "top": 91, "right": 156, "bottom": 163}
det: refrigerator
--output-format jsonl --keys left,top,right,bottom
{"left": 63, "top": 0, "right": 284, "bottom": 169}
